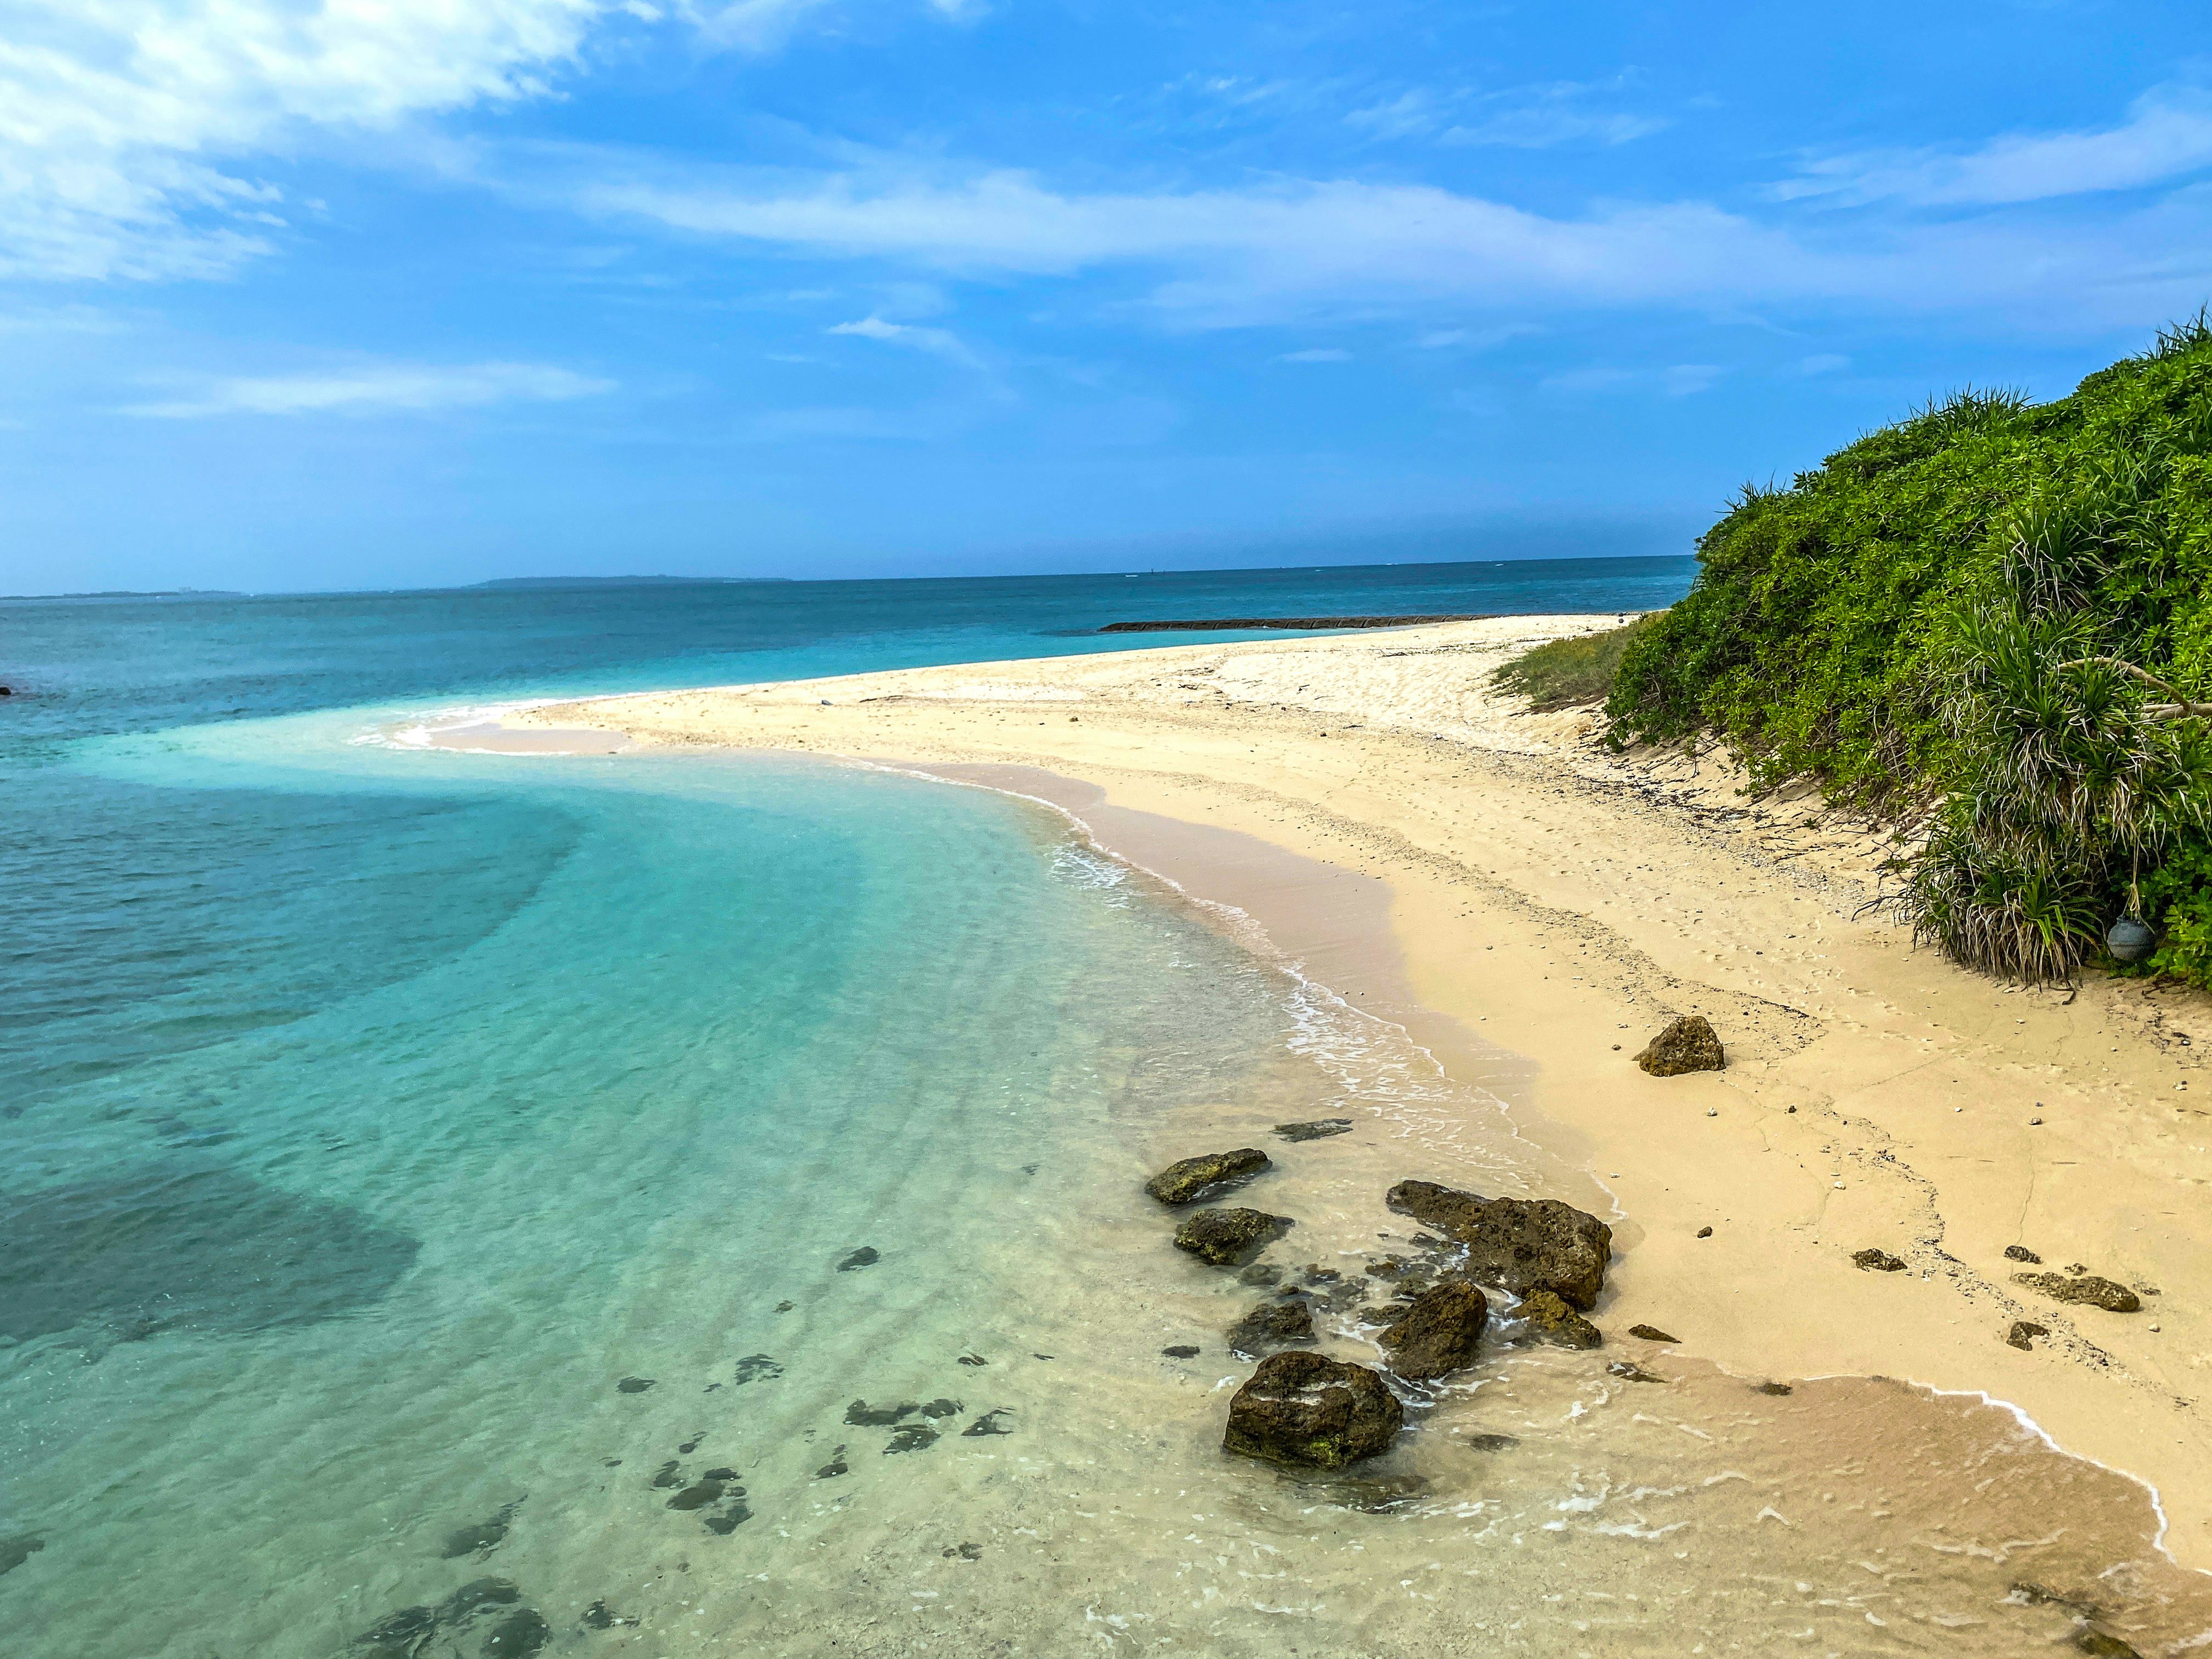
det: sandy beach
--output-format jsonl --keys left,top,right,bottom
{"left": 502, "top": 613, "right": 2212, "bottom": 1573}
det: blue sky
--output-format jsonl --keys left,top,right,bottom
{"left": 3, "top": 0, "right": 2210, "bottom": 593}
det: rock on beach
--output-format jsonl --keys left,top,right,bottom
{"left": 1514, "top": 1288, "right": 1602, "bottom": 1349}
{"left": 1223, "top": 1351, "right": 1403, "bottom": 1468}
{"left": 1145, "top": 1149, "right": 1271, "bottom": 1205}
{"left": 1174, "top": 1207, "right": 1293, "bottom": 1267}
{"left": 2014, "top": 1271, "right": 2141, "bottom": 1312}
{"left": 1634, "top": 1015, "right": 1725, "bottom": 1075}
{"left": 1385, "top": 1180, "right": 1612, "bottom": 1309}
{"left": 1226, "top": 1298, "right": 1316, "bottom": 1357}
{"left": 1377, "top": 1280, "right": 1488, "bottom": 1379}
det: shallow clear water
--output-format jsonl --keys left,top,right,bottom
{"left": 6, "top": 563, "right": 2210, "bottom": 1656}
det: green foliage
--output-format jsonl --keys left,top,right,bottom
{"left": 1493, "top": 616, "right": 1656, "bottom": 712}
{"left": 1607, "top": 315, "right": 2212, "bottom": 984}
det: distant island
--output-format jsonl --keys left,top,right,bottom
{"left": 471, "top": 575, "right": 794, "bottom": 590}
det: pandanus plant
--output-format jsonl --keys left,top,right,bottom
{"left": 1898, "top": 497, "right": 2212, "bottom": 981}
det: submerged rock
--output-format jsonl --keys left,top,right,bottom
{"left": 1754, "top": 1381, "right": 1794, "bottom": 1396}
{"left": 355, "top": 1578, "right": 530, "bottom": 1658}
{"left": 1162, "top": 1344, "right": 1201, "bottom": 1359}
{"left": 0, "top": 1536, "right": 44, "bottom": 1577}
{"left": 1634, "top": 1015, "right": 1725, "bottom": 1075}
{"left": 1273, "top": 1119, "right": 1355, "bottom": 1142}
{"left": 438, "top": 1500, "right": 521, "bottom": 1559}
{"left": 961, "top": 1409, "right": 1014, "bottom": 1437}
{"left": 1145, "top": 1148, "right": 1272, "bottom": 1205}
{"left": 616, "top": 1377, "right": 655, "bottom": 1393}
{"left": 884, "top": 1423, "right": 940, "bottom": 1453}
{"left": 1174, "top": 1207, "right": 1293, "bottom": 1267}
{"left": 1852, "top": 1248, "right": 1907, "bottom": 1272}
{"left": 1463, "top": 1432, "right": 1518, "bottom": 1452}
{"left": 481, "top": 1607, "right": 551, "bottom": 1656}
{"left": 1626, "top": 1323, "right": 1679, "bottom": 1343}
{"left": 1377, "top": 1281, "right": 1488, "bottom": 1380}
{"left": 1514, "top": 1288, "right": 1601, "bottom": 1350}
{"left": 1226, "top": 1298, "right": 1316, "bottom": 1358}
{"left": 2015, "top": 1272, "right": 2141, "bottom": 1312}
{"left": 1608, "top": 1360, "right": 1665, "bottom": 1384}
{"left": 836, "top": 1247, "right": 881, "bottom": 1271}
{"left": 1385, "top": 1180, "right": 1611, "bottom": 1309}
{"left": 1224, "top": 1351, "right": 1403, "bottom": 1469}
{"left": 732, "top": 1354, "right": 782, "bottom": 1384}
{"left": 843, "top": 1399, "right": 918, "bottom": 1426}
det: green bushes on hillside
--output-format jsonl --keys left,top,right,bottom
{"left": 1607, "top": 315, "right": 2212, "bottom": 985}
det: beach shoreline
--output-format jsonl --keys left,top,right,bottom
{"left": 487, "top": 613, "right": 2212, "bottom": 1572}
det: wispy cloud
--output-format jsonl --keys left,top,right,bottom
{"left": 1346, "top": 77, "right": 1666, "bottom": 150}
{"left": 568, "top": 147, "right": 2212, "bottom": 331}
{"left": 1540, "top": 362, "right": 1724, "bottom": 398}
{"left": 827, "top": 314, "right": 983, "bottom": 366}
{"left": 125, "top": 361, "right": 613, "bottom": 418}
{"left": 1775, "top": 84, "right": 2212, "bottom": 206}
{"left": 1276, "top": 347, "right": 1351, "bottom": 362}
{"left": 0, "top": 0, "right": 948, "bottom": 283}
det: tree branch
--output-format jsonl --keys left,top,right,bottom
{"left": 2055, "top": 656, "right": 2212, "bottom": 720}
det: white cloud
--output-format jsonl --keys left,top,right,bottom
{"left": 1797, "top": 353, "right": 1849, "bottom": 375}
{"left": 0, "top": 0, "right": 613, "bottom": 279}
{"left": 1276, "top": 347, "right": 1351, "bottom": 362}
{"left": 1776, "top": 84, "right": 2212, "bottom": 207}
{"left": 572, "top": 155, "right": 2212, "bottom": 331}
{"left": 124, "top": 359, "right": 613, "bottom": 416}
{"left": 827, "top": 313, "right": 982, "bottom": 366}
{"left": 0, "top": 0, "right": 910, "bottom": 282}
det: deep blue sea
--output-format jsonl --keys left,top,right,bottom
{"left": 6, "top": 555, "right": 2192, "bottom": 1658}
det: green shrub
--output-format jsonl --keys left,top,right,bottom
{"left": 1607, "top": 314, "right": 2212, "bottom": 985}
{"left": 1493, "top": 616, "right": 1656, "bottom": 711}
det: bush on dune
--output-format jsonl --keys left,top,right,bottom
{"left": 1491, "top": 616, "right": 1656, "bottom": 712}
{"left": 1605, "top": 313, "right": 2212, "bottom": 986}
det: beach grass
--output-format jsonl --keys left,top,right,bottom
{"left": 1491, "top": 616, "right": 1656, "bottom": 711}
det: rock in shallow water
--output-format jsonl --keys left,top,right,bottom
{"left": 1377, "top": 1281, "right": 1488, "bottom": 1379}
{"left": 1272, "top": 1119, "right": 1354, "bottom": 1142}
{"left": 2014, "top": 1272, "right": 2140, "bottom": 1312}
{"left": 1514, "top": 1288, "right": 1601, "bottom": 1350}
{"left": 1223, "top": 1351, "right": 1403, "bottom": 1469}
{"left": 1174, "top": 1207, "right": 1293, "bottom": 1267}
{"left": 1385, "top": 1180, "right": 1611, "bottom": 1309}
{"left": 1145, "top": 1148, "right": 1272, "bottom": 1205}
{"left": 1226, "top": 1297, "right": 1316, "bottom": 1358}
{"left": 1634, "top": 1014, "right": 1726, "bottom": 1075}
{"left": 1626, "top": 1323, "right": 1678, "bottom": 1343}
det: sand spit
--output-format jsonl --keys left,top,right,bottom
{"left": 510, "top": 613, "right": 2212, "bottom": 1569}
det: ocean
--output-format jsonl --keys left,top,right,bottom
{"left": 5, "top": 556, "right": 2205, "bottom": 1657}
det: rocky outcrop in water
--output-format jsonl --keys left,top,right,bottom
{"left": 1146, "top": 1149, "right": 1271, "bottom": 1205}
{"left": 1634, "top": 1014, "right": 1725, "bottom": 1075}
{"left": 2014, "top": 1271, "right": 2141, "bottom": 1312}
{"left": 1377, "top": 1280, "right": 1488, "bottom": 1379}
{"left": 1223, "top": 1351, "right": 1403, "bottom": 1468}
{"left": 1174, "top": 1207, "right": 1293, "bottom": 1267}
{"left": 1626, "top": 1323, "right": 1677, "bottom": 1343}
{"left": 1514, "top": 1288, "right": 1601, "bottom": 1349}
{"left": 1226, "top": 1297, "right": 1316, "bottom": 1357}
{"left": 1385, "top": 1180, "right": 1611, "bottom": 1309}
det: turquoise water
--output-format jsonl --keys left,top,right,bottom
{"left": 8, "top": 562, "right": 2207, "bottom": 1656}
